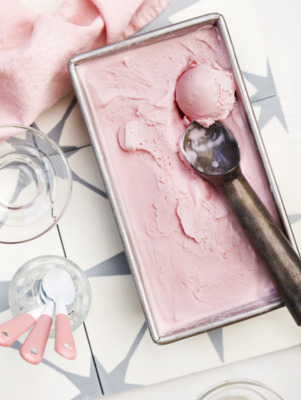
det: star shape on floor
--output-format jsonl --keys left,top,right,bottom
{"left": 243, "top": 60, "right": 288, "bottom": 131}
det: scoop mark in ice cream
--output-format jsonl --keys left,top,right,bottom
{"left": 117, "top": 63, "right": 235, "bottom": 243}
{"left": 118, "top": 119, "right": 222, "bottom": 243}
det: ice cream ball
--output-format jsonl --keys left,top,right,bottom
{"left": 175, "top": 63, "right": 236, "bottom": 127}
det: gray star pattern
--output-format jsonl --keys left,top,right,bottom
{"left": 289, "top": 214, "right": 301, "bottom": 224}
{"left": 208, "top": 329, "right": 224, "bottom": 363}
{"left": 85, "top": 252, "right": 130, "bottom": 278}
{"left": 243, "top": 60, "right": 288, "bottom": 131}
{"left": 137, "top": 0, "right": 201, "bottom": 34}
{"left": 95, "top": 323, "right": 147, "bottom": 394}
{"left": 0, "top": 281, "right": 9, "bottom": 312}
{"left": 9, "top": 340, "right": 102, "bottom": 400}
{"left": 8, "top": 323, "right": 147, "bottom": 397}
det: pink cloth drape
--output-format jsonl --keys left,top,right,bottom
{"left": 0, "top": 0, "right": 169, "bottom": 130}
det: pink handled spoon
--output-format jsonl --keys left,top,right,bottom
{"left": 19, "top": 300, "right": 54, "bottom": 364}
{"left": 0, "top": 305, "right": 45, "bottom": 347}
{"left": 42, "top": 267, "right": 77, "bottom": 360}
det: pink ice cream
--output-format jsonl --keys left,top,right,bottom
{"left": 77, "top": 25, "right": 280, "bottom": 339}
{"left": 176, "top": 63, "right": 236, "bottom": 127}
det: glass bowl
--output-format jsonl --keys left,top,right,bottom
{"left": 0, "top": 124, "right": 72, "bottom": 243}
{"left": 196, "top": 379, "right": 283, "bottom": 400}
{"left": 8, "top": 255, "right": 92, "bottom": 337}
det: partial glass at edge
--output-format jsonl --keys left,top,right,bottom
{"left": 196, "top": 379, "right": 284, "bottom": 400}
{"left": 0, "top": 124, "right": 72, "bottom": 243}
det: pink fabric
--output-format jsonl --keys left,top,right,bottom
{"left": 0, "top": 0, "right": 169, "bottom": 130}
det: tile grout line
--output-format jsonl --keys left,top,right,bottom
{"left": 56, "top": 224, "right": 105, "bottom": 396}
{"left": 83, "top": 321, "right": 105, "bottom": 396}
{"left": 62, "top": 143, "right": 92, "bottom": 156}
{"left": 56, "top": 224, "right": 67, "bottom": 258}
{"left": 250, "top": 93, "right": 277, "bottom": 104}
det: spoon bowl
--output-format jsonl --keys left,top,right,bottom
{"left": 42, "top": 267, "right": 76, "bottom": 311}
{"left": 42, "top": 267, "right": 77, "bottom": 359}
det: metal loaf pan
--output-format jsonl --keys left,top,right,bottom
{"left": 69, "top": 13, "right": 298, "bottom": 344}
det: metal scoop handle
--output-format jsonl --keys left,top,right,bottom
{"left": 219, "top": 172, "right": 301, "bottom": 324}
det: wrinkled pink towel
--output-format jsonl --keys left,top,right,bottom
{"left": 0, "top": 0, "right": 169, "bottom": 131}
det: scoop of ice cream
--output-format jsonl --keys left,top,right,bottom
{"left": 175, "top": 63, "right": 236, "bottom": 127}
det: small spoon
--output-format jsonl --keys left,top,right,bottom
{"left": 180, "top": 121, "right": 301, "bottom": 325}
{"left": 42, "top": 267, "right": 76, "bottom": 359}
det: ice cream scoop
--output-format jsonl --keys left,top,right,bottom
{"left": 175, "top": 64, "right": 235, "bottom": 127}
{"left": 42, "top": 267, "right": 77, "bottom": 359}
{"left": 180, "top": 121, "right": 301, "bottom": 325}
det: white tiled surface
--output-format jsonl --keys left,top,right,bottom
{"left": 1, "top": 0, "right": 301, "bottom": 399}
{"left": 108, "top": 344, "right": 301, "bottom": 399}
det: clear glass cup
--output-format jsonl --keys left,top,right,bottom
{"left": 0, "top": 124, "right": 72, "bottom": 243}
{"left": 8, "top": 255, "right": 92, "bottom": 336}
{"left": 196, "top": 379, "right": 283, "bottom": 400}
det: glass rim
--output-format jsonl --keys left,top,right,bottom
{"left": 0, "top": 124, "right": 72, "bottom": 243}
{"left": 196, "top": 378, "right": 284, "bottom": 399}
{"left": 9, "top": 254, "right": 92, "bottom": 335}
{"left": 0, "top": 123, "right": 69, "bottom": 161}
